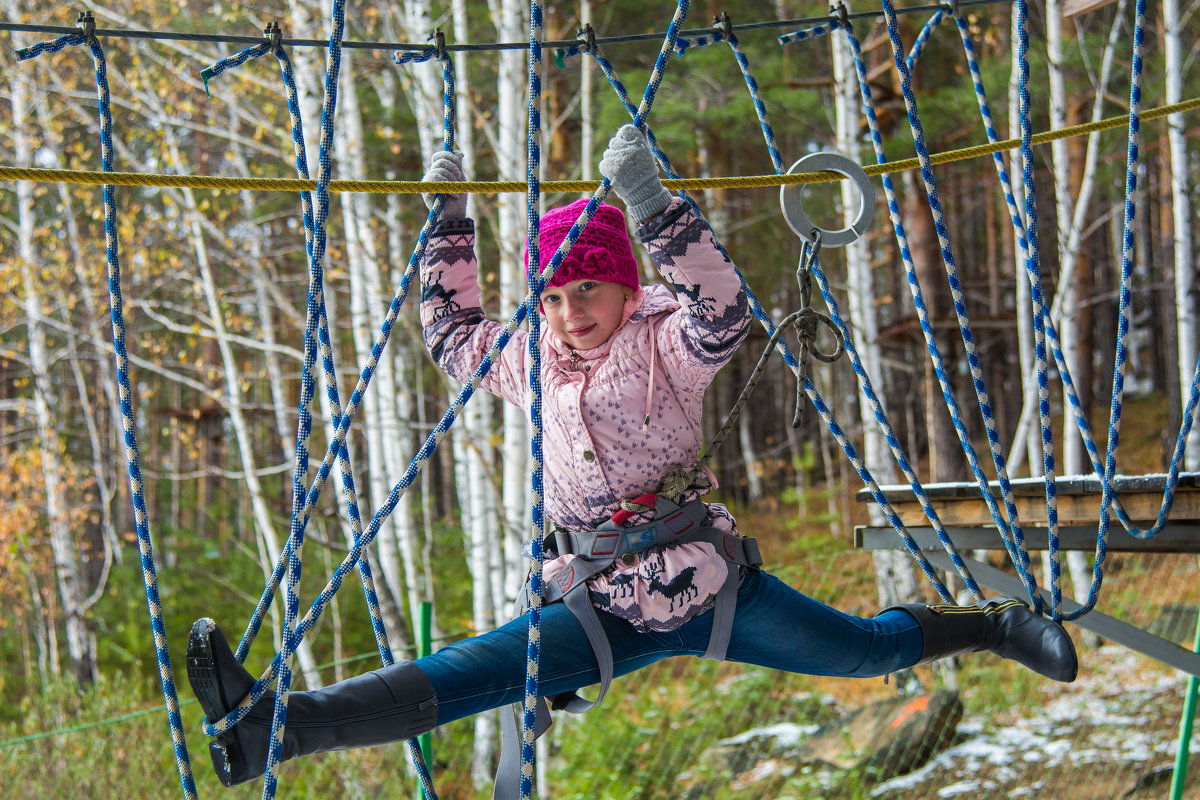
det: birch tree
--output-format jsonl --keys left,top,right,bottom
{"left": 832, "top": 18, "right": 921, "bottom": 682}
{"left": 10, "top": 38, "right": 97, "bottom": 685}
{"left": 336, "top": 54, "right": 414, "bottom": 645}
{"left": 1164, "top": 0, "right": 1199, "bottom": 472}
{"left": 492, "top": 0, "right": 533, "bottom": 606}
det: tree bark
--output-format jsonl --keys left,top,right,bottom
{"left": 1164, "top": 0, "right": 1199, "bottom": 471}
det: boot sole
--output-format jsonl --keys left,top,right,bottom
{"left": 186, "top": 618, "right": 244, "bottom": 787}
{"left": 187, "top": 618, "right": 232, "bottom": 725}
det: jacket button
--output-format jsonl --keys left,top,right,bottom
{"left": 621, "top": 553, "right": 636, "bottom": 566}
{"left": 583, "top": 450, "right": 595, "bottom": 462}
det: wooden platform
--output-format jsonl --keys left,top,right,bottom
{"left": 854, "top": 472, "right": 1200, "bottom": 551}
{"left": 853, "top": 472, "right": 1200, "bottom": 676}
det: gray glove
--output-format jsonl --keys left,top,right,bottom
{"left": 422, "top": 149, "right": 467, "bottom": 219}
{"left": 598, "top": 124, "right": 671, "bottom": 223}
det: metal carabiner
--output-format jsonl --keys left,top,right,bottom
{"left": 428, "top": 28, "right": 447, "bottom": 63}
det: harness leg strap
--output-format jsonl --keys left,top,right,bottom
{"left": 702, "top": 560, "right": 740, "bottom": 661}
{"left": 559, "top": 588, "right": 615, "bottom": 712}
{"left": 493, "top": 697, "right": 552, "bottom": 800}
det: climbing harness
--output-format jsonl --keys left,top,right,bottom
{"left": 541, "top": 496, "right": 763, "bottom": 694}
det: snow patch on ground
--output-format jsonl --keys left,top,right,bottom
{"left": 872, "top": 648, "right": 1200, "bottom": 798}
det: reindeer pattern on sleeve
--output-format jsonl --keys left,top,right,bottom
{"left": 638, "top": 201, "right": 751, "bottom": 367}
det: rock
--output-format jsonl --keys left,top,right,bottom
{"left": 681, "top": 691, "right": 964, "bottom": 797}
{"left": 795, "top": 690, "right": 963, "bottom": 779}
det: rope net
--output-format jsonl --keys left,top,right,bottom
{"left": 9, "top": 2, "right": 1199, "bottom": 798}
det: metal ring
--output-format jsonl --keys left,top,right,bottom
{"left": 779, "top": 151, "right": 875, "bottom": 248}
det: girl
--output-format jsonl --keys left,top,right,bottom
{"left": 187, "top": 125, "right": 1076, "bottom": 789}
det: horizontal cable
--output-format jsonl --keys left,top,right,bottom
{"left": 2, "top": 94, "right": 1196, "bottom": 194}
{"left": 1, "top": 0, "right": 1011, "bottom": 54}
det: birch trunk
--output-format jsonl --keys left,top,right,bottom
{"left": 12, "top": 48, "right": 96, "bottom": 684}
{"left": 833, "top": 21, "right": 919, "bottom": 625}
{"left": 33, "top": 87, "right": 122, "bottom": 573}
{"left": 1164, "top": 0, "right": 1199, "bottom": 472}
{"left": 450, "top": 0, "right": 502, "bottom": 782}
{"left": 286, "top": 0, "right": 327, "bottom": 171}
{"left": 337, "top": 56, "right": 412, "bottom": 643}
{"left": 494, "top": 0, "right": 532, "bottom": 606}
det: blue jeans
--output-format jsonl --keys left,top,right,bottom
{"left": 416, "top": 570, "right": 923, "bottom": 726}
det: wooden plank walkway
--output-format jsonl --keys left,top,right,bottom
{"left": 853, "top": 472, "right": 1200, "bottom": 676}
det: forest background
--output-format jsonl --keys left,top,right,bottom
{"left": 1, "top": 0, "right": 1199, "bottom": 797}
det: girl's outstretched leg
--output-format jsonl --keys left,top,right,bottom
{"left": 721, "top": 571, "right": 1076, "bottom": 682}
{"left": 186, "top": 619, "right": 438, "bottom": 788}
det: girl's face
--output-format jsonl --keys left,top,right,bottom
{"left": 541, "top": 279, "right": 633, "bottom": 351}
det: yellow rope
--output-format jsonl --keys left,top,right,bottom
{"left": 3, "top": 95, "right": 1198, "bottom": 194}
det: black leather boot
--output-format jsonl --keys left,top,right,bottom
{"left": 886, "top": 597, "right": 1078, "bottom": 682}
{"left": 186, "top": 618, "right": 439, "bottom": 787}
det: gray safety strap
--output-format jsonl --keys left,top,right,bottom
{"left": 493, "top": 696, "right": 552, "bottom": 800}
{"left": 702, "top": 560, "right": 741, "bottom": 661}
{"left": 558, "top": 587, "right": 615, "bottom": 712}
{"left": 555, "top": 498, "right": 711, "bottom": 559}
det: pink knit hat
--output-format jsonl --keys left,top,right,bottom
{"left": 525, "top": 198, "right": 639, "bottom": 293}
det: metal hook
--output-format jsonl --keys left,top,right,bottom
{"left": 76, "top": 10, "right": 97, "bottom": 45}
{"left": 796, "top": 228, "right": 821, "bottom": 304}
{"left": 577, "top": 22, "right": 598, "bottom": 53}
{"left": 428, "top": 28, "right": 447, "bottom": 62}
{"left": 828, "top": 1, "right": 850, "bottom": 28}
{"left": 263, "top": 21, "right": 283, "bottom": 55}
{"left": 712, "top": 12, "right": 732, "bottom": 41}
{"left": 780, "top": 151, "right": 875, "bottom": 248}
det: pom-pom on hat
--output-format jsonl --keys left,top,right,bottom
{"left": 525, "top": 198, "right": 640, "bottom": 295}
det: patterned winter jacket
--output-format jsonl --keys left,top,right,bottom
{"left": 419, "top": 199, "right": 752, "bottom": 631}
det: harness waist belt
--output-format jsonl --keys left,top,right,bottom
{"left": 554, "top": 497, "right": 711, "bottom": 560}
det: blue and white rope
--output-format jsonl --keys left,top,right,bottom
{"left": 1082, "top": 0, "right": 1147, "bottom": 618}
{"left": 522, "top": 2, "right": 547, "bottom": 795}
{"left": 669, "top": 20, "right": 975, "bottom": 594}
{"left": 864, "top": 5, "right": 1046, "bottom": 607}
{"left": 777, "top": 16, "right": 1003, "bottom": 601}
{"left": 16, "top": 27, "right": 199, "bottom": 800}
